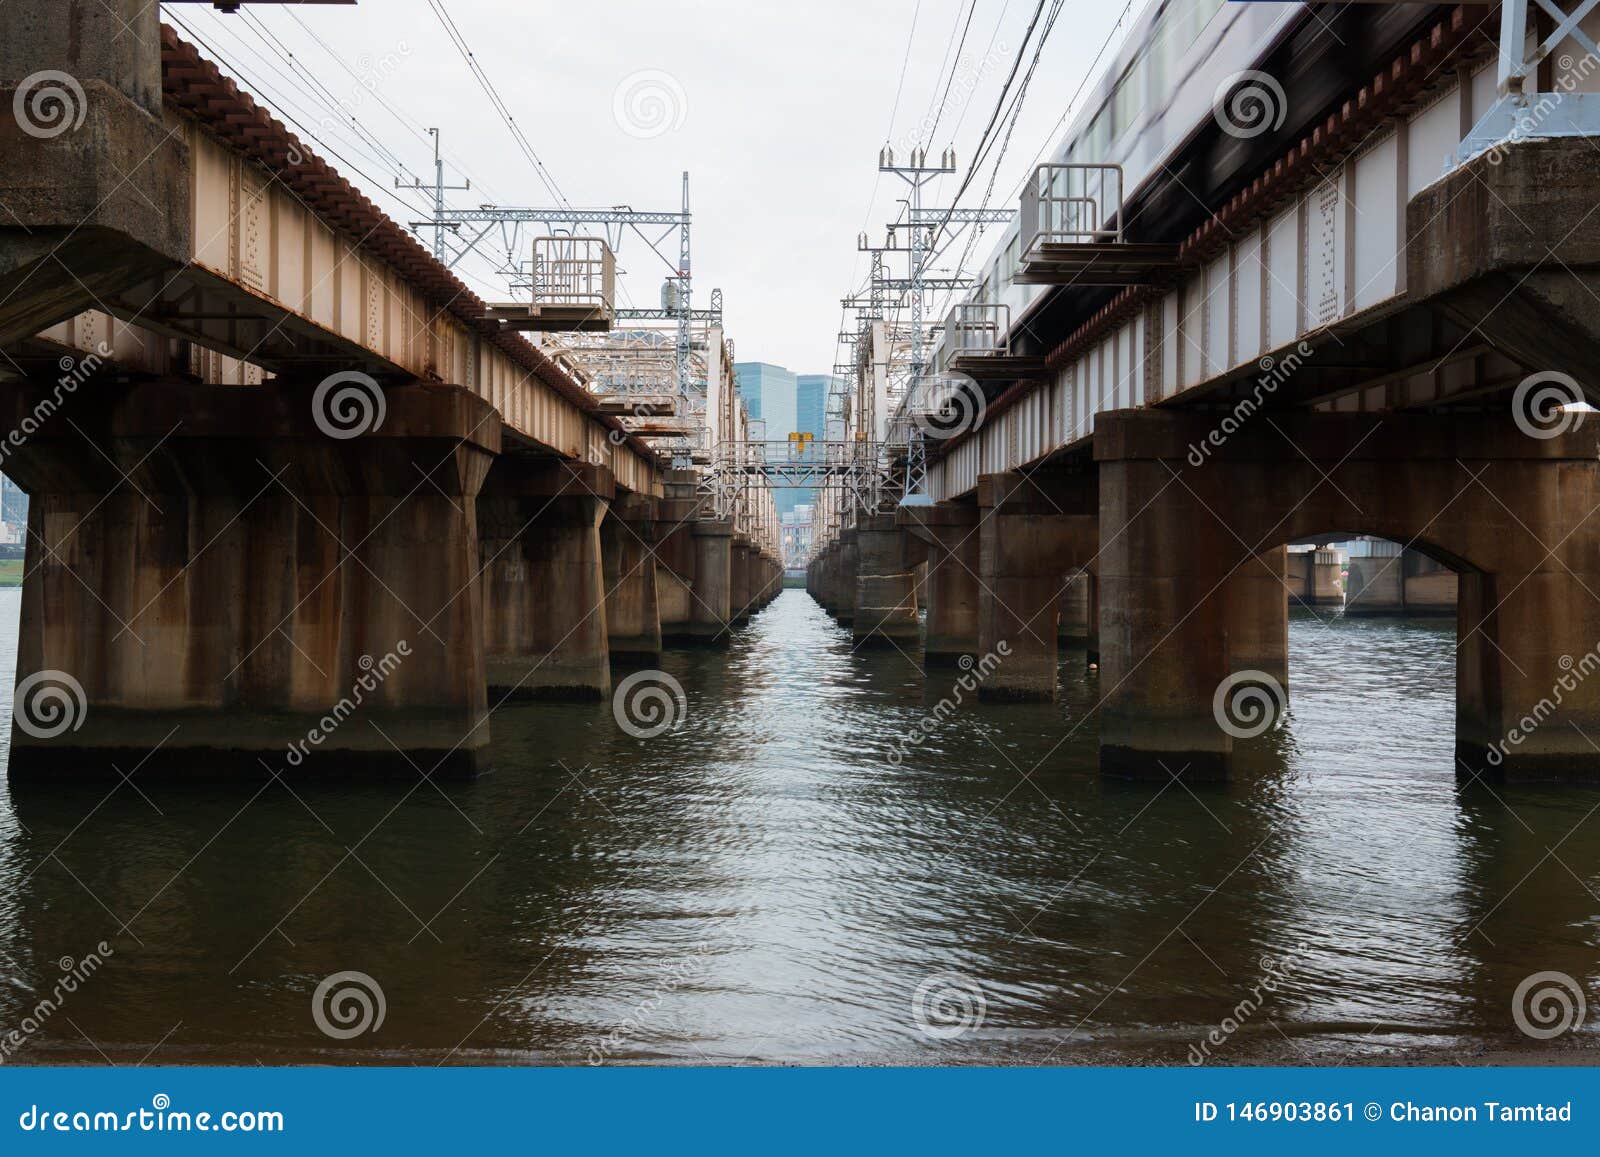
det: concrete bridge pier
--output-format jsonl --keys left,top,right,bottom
{"left": 731, "top": 538, "right": 754, "bottom": 622}
{"left": 686, "top": 519, "right": 734, "bottom": 644}
{"left": 1058, "top": 571, "right": 1090, "bottom": 643}
{"left": 822, "top": 543, "right": 845, "bottom": 618}
{"left": 831, "top": 529, "right": 859, "bottom": 627}
{"left": 759, "top": 556, "right": 780, "bottom": 606}
{"left": 1346, "top": 548, "right": 1457, "bottom": 617}
{"left": 0, "top": 0, "right": 191, "bottom": 344}
{"left": 1285, "top": 546, "right": 1344, "bottom": 607}
{"left": 601, "top": 494, "right": 662, "bottom": 664}
{"left": 1096, "top": 409, "right": 1600, "bottom": 782}
{"left": 654, "top": 472, "right": 700, "bottom": 643}
{"left": 977, "top": 470, "right": 1098, "bottom": 700}
{"left": 900, "top": 503, "right": 980, "bottom": 666}
{"left": 1225, "top": 546, "right": 1291, "bottom": 696}
{"left": 851, "top": 512, "right": 919, "bottom": 648}
{"left": 2, "top": 380, "right": 497, "bottom": 781}
{"left": 809, "top": 545, "right": 837, "bottom": 616}
{"left": 479, "top": 458, "right": 612, "bottom": 701}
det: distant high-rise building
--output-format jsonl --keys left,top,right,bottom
{"left": 735, "top": 361, "right": 826, "bottom": 517}
{"left": 795, "top": 375, "right": 832, "bottom": 440}
{"left": 734, "top": 362, "right": 797, "bottom": 441}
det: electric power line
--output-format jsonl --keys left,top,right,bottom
{"left": 425, "top": 0, "right": 570, "bottom": 209}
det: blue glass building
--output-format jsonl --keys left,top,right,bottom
{"left": 735, "top": 361, "right": 823, "bottom": 517}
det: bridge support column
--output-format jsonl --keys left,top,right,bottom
{"left": 822, "top": 544, "right": 843, "bottom": 617}
{"left": 977, "top": 470, "right": 1098, "bottom": 700}
{"left": 814, "top": 545, "right": 838, "bottom": 616}
{"left": 1057, "top": 569, "right": 1102, "bottom": 665}
{"left": 837, "top": 529, "right": 859, "bottom": 626}
{"left": 602, "top": 495, "right": 662, "bottom": 664}
{"left": 0, "top": 0, "right": 191, "bottom": 344}
{"left": 1346, "top": 548, "right": 1458, "bottom": 617}
{"left": 655, "top": 472, "right": 699, "bottom": 643}
{"left": 731, "top": 539, "right": 753, "bottom": 622}
{"left": 900, "top": 503, "right": 979, "bottom": 666}
{"left": 1059, "top": 571, "right": 1090, "bottom": 641}
{"left": 852, "top": 512, "right": 919, "bottom": 648}
{"left": 1097, "top": 408, "right": 1600, "bottom": 782}
{"left": 686, "top": 520, "right": 734, "bottom": 645}
{"left": 2, "top": 381, "right": 497, "bottom": 781}
{"left": 480, "top": 459, "right": 611, "bottom": 700}
{"left": 1225, "top": 546, "right": 1290, "bottom": 694}
{"left": 1308, "top": 546, "right": 1344, "bottom": 606}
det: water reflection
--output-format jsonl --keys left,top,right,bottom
{"left": 0, "top": 590, "right": 1596, "bottom": 1064}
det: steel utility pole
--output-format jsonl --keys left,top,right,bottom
{"left": 400, "top": 129, "right": 470, "bottom": 262}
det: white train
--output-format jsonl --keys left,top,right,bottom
{"left": 950, "top": 0, "right": 1308, "bottom": 353}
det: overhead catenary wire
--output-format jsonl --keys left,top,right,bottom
{"left": 280, "top": 6, "right": 504, "bottom": 204}
{"left": 924, "top": 0, "right": 1138, "bottom": 322}
{"left": 164, "top": 10, "right": 510, "bottom": 302}
{"left": 425, "top": 0, "right": 570, "bottom": 210}
{"left": 238, "top": 8, "right": 414, "bottom": 184}
{"left": 918, "top": 0, "right": 978, "bottom": 147}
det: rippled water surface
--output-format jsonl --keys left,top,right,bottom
{"left": 1, "top": 587, "right": 1597, "bottom": 1065}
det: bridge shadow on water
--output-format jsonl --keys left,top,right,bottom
{"left": 0, "top": 588, "right": 1597, "bottom": 1065}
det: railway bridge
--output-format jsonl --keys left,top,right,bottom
{"left": 0, "top": 1, "right": 782, "bottom": 779}
{"left": 809, "top": 0, "right": 1600, "bottom": 781}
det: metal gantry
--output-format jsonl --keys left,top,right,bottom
{"left": 406, "top": 172, "right": 731, "bottom": 464}
{"left": 808, "top": 151, "right": 1018, "bottom": 552}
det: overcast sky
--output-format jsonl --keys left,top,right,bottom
{"left": 163, "top": 0, "right": 1136, "bottom": 374}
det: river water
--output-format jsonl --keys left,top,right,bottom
{"left": 0, "top": 586, "right": 1596, "bottom": 1065}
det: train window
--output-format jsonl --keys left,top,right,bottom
{"left": 1088, "top": 106, "right": 1111, "bottom": 158}
{"left": 1196, "top": 0, "right": 1225, "bottom": 35}
{"left": 1149, "top": 14, "right": 1170, "bottom": 97}
{"left": 1113, "top": 57, "right": 1145, "bottom": 137}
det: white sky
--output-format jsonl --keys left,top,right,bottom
{"left": 162, "top": 0, "right": 1137, "bottom": 374}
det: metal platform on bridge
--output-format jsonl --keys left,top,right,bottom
{"left": 1014, "top": 241, "right": 1181, "bottom": 287}
{"left": 482, "top": 302, "right": 615, "bottom": 332}
{"left": 946, "top": 352, "right": 1048, "bottom": 382}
